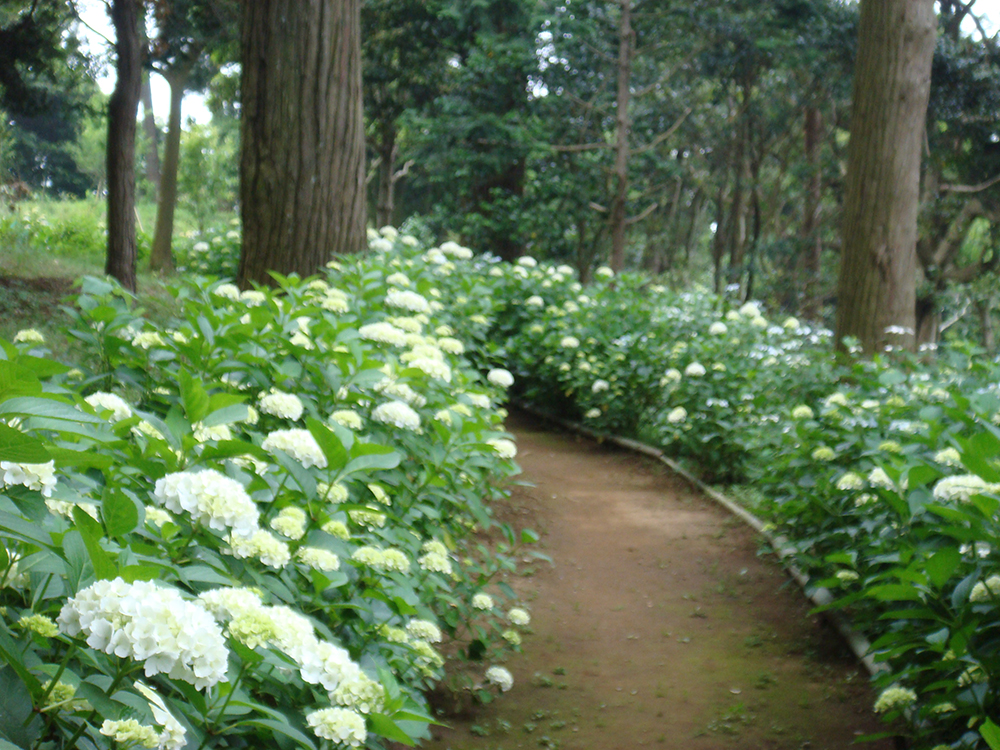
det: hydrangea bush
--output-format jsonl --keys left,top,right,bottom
{"left": 0, "top": 231, "right": 541, "bottom": 749}
{"left": 446, "top": 255, "right": 1000, "bottom": 749}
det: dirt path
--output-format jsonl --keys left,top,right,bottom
{"left": 424, "top": 411, "right": 893, "bottom": 750}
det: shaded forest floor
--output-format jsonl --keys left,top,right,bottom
{"left": 425, "top": 410, "right": 894, "bottom": 750}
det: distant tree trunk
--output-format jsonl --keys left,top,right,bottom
{"left": 682, "top": 188, "right": 705, "bottom": 266}
{"left": 711, "top": 184, "right": 727, "bottom": 294}
{"left": 608, "top": 0, "right": 633, "bottom": 272}
{"left": 977, "top": 299, "right": 996, "bottom": 355}
{"left": 105, "top": 0, "right": 142, "bottom": 293}
{"left": 149, "top": 68, "right": 188, "bottom": 273}
{"left": 834, "top": 0, "right": 936, "bottom": 354}
{"left": 800, "top": 105, "right": 823, "bottom": 319}
{"left": 238, "top": 0, "right": 366, "bottom": 288}
{"left": 375, "top": 121, "right": 396, "bottom": 229}
{"left": 140, "top": 73, "right": 161, "bottom": 199}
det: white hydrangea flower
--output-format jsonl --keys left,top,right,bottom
{"left": 439, "top": 241, "right": 473, "bottom": 259}
{"left": 595, "top": 266, "right": 614, "bottom": 279}
{"left": 297, "top": 547, "right": 341, "bottom": 572}
{"left": 932, "top": 475, "right": 1000, "bottom": 503}
{"left": 261, "top": 429, "right": 327, "bottom": 468}
{"left": 144, "top": 506, "right": 172, "bottom": 527}
{"left": 466, "top": 393, "right": 491, "bottom": 409}
{"left": 873, "top": 685, "right": 917, "bottom": 713}
{"left": 14, "top": 328, "right": 45, "bottom": 344}
{"left": 418, "top": 538, "right": 453, "bottom": 574}
{"left": 351, "top": 546, "right": 410, "bottom": 573}
{"left": 836, "top": 472, "right": 864, "bottom": 491}
{"left": 560, "top": 336, "right": 580, "bottom": 349}
{"left": 192, "top": 422, "right": 232, "bottom": 443}
{"left": 330, "top": 410, "right": 363, "bottom": 430}
{"left": 213, "top": 283, "right": 240, "bottom": 300}
{"left": 472, "top": 593, "right": 494, "bottom": 610}
{"left": 270, "top": 506, "right": 308, "bottom": 539}
{"left": 487, "top": 438, "right": 517, "bottom": 459}
{"left": 666, "top": 407, "right": 687, "bottom": 424}
{"left": 585, "top": 408, "right": 602, "bottom": 419}
{"left": 58, "top": 578, "right": 228, "bottom": 689}
{"left": 791, "top": 405, "right": 814, "bottom": 420}
{"left": 709, "top": 322, "right": 728, "bottom": 335}
{"left": 684, "top": 363, "right": 706, "bottom": 377}
{"left": 348, "top": 508, "right": 386, "bottom": 529}
{"left": 485, "top": 665, "right": 514, "bottom": 692}
{"left": 225, "top": 529, "right": 291, "bottom": 568}
{"left": 85, "top": 392, "right": 133, "bottom": 422}
{"left": 372, "top": 401, "right": 421, "bottom": 432}
{"left": 321, "top": 519, "right": 350, "bottom": 539}
{"left": 406, "top": 619, "right": 442, "bottom": 643}
{"left": 592, "top": 379, "right": 610, "bottom": 393}
{"left": 1, "top": 460, "right": 57, "bottom": 497}
{"left": 508, "top": 608, "right": 530, "bottom": 626}
{"left": 868, "top": 467, "right": 901, "bottom": 491}
{"left": 811, "top": 446, "right": 836, "bottom": 461}
{"left": 385, "top": 272, "right": 411, "bottom": 287}
{"left": 406, "top": 357, "right": 452, "bottom": 382}
{"left": 824, "top": 392, "right": 850, "bottom": 408}
{"left": 437, "top": 337, "right": 465, "bottom": 355}
{"left": 662, "top": 368, "right": 682, "bottom": 384}
{"left": 100, "top": 718, "right": 160, "bottom": 748}
{"left": 970, "top": 575, "right": 1000, "bottom": 603}
{"left": 332, "top": 670, "right": 385, "bottom": 714}
{"left": 306, "top": 707, "right": 367, "bottom": 746}
{"left": 385, "top": 288, "right": 431, "bottom": 314}
{"left": 487, "top": 368, "right": 514, "bottom": 388}
{"left": 933, "top": 447, "right": 962, "bottom": 467}
{"left": 258, "top": 389, "right": 304, "bottom": 421}
{"left": 154, "top": 469, "right": 259, "bottom": 536}
{"left": 132, "top": 331, "right": 166, "bottom": 350}
{"left": 358, "top": 322, "right": 408, "bottom": 347}
{"left": 317, "top": 481, "right": 349, "bottom": 503}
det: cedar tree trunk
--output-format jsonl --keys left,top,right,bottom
{"left": 105, "top": 0, "right": 142, "bottom": 293}
{"left": 800, "top": 105, "right": 823, "bottom": 319}
{"left": 149, "top": 68, "right": 188, "bottom": 273}
{"left": 140, "top": 73, "right": 161, "bottom": 199}
{"left": 375, "top": 121, "right": 396, "bottom": 229}
{"left": 608, "top": 0, "right": 633, "bottom": 273}
{"left": 238, "top": 0, "right": 367, "bottom": 288}
{"left": 834, "top": 0, "right": 936, "bottom": 354}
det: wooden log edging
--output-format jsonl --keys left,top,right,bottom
{"left": 512, "top": 400, "right": 884, "bottom": 678}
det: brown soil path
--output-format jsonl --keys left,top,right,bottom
{"left": 424, "top": 410, "right": 893, "bottom": 750}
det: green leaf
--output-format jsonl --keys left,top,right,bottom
{"left": 307, "top": 417, "right": 349, "bottom": 471}
{"left": 866, "top": 584, "right": 924, "bottom": 602}
{"left": 233, "top": 718, "right": 317, "bottom": 750}
{"left": 982, "top": 720, "right": 1000, "bottom": 750}
{"left": 0, "top": 396, "right": 102, "bottom": 423}
{"left": 520, "top": 528, "right": 540, "bottom": 544}
{"left": 73, "top": 507, "right": 116, "bottom": 581}
{"left": 925, "top": 547, "right": 961, "bottom": 589}
{"left": 45, "top": 447, "right": 114, "bottom": 470}
{"left": 369, "top": 713, "right": 416, "bottom": 746}
{"left": 0, "top": 667, "right": 41, "bottom": 749}
{"left": 120, "top": 565, "right": 164, "bottom": 583}
{"left": 342, "top": 443, "right": 401, "bottom": 475}
{"left": 101, "top": 488, "right": 139, "bottom": 539}
{"left": 179, "top": 371, "right": 210, "bottom": 424}
{"left": 0, "top": 424, "right": 50, "bottom": 463}
{"left": 0, "top": 361, "right": 41, "bottom": 399}
{"left": 202, "top": 403, "right": 249, "bottom": 428}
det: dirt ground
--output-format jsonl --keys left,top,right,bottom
{"left": 423, "top": 410, "right": 895, "bottom": 750}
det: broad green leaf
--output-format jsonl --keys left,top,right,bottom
{"left": 342, "top": 443, "right": 401, "bottom": 475}
{"left": 233, "top": 718, "right": 317, "bottom": 750}
{"left": 307, "top": 417, "right": 349, "bottom": 471}
{"left": 0, "top": 396, "right": 102, "bottom": 423}
{"left": 925, "top": 547, "right": 961, "bottom": 589}
{"left": 0, "top": 424, "right": 50, "bottom": 463}
{"left": 866, "top": 584, "right": 923, "bottom": 602}
{"left": 983, "top": 720, "right": 1000, "bottom": 750}
{"left": 101, "top": 488, "right": 139, "bottom": 538}
{"left": 202, "top": 403, "right": 249, "bottom": 428}
{"left": 369, "top": 714, "right": 416, "bottom": 746}
{"left": 73, "top": 507, "right": 116, "bottom": 580}
{"left": 179, "top": 371, "right": 210, "bottom": 424}
{"left": 0, "top": 667, "right": 41, "bottom": 748}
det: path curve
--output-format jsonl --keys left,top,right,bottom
{"left": 425, "top": 411, "right": 893, "bottom": 750}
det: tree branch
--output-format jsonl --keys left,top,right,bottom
{"left": 941, "top": 172, "right": 1000, "bottom": 194}
{"left": 551, "top": 141, "right": 612, "bottom": 153}
{"left": 391, "top": 159, "right": 414, "bottom": 183}
{"left": 626, "top": 201, "right": 658, "bottom": 225}
{"left": 629, "top": 107, "right": 692, "bottom": 156}
{"left": 589, "top": 201, "right": 608, "bottom": 213}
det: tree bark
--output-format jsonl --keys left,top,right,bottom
{"left": 800, "top": 105, "right": 823, "bottom": 319}
{"left": 834, "top": 0, "right": 936, "bottom": 354}
{"left": 375, "top": 121, "right": 396, "bottom": 229}
{"left": 149, "top": 68, "right": 187, "bottom": 273}
{"left": 105, "top": 0, "right": 142, "bottom": 293}
{"left": 608, "top": 0, "right": 633, "bottom": 273}
{"left": 238, "top": 0, "right": 367, "bottom": 288}
{"left": 140, "top": 73, "right": 161, "bottom": 199}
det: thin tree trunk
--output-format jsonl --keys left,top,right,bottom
{"left": 238, "top": 0, "right": 367, "bottom": 288}
{"left": 608, "top": 0, "right": 633, "bottom": 272}
{"left": 711, "top": 184, "right": 727, "bottom": 294}
{"left": 149, "top": 69, "right": 187, "bottom": 273}
{"left": 682, "top": 188, "right": 704, "bottom": 266}
{"left": 105, "top": 0, "right": 142, "bottom": 293}
{"left": 801, "top": 105, "right": 823, "bottom": 319}
{"left": 140, "top": 73, "right": 161, "bottom": 199}
{"left": 977, "top": 299, "right": 996, "bottom": 355}
{"left": 834, "top": 0, "right": 936, "bottom": 354}
{"left": 375, "top": 122, "right": 396, "bottom": 229}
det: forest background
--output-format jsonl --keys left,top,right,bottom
{"left": 2, "top": 0, "right": 1000, "bottom": 353}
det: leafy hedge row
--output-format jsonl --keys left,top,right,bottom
{"left": 441, "top": 256, "right": 1000, "bottom": 750}
{"left": 0, "top": 233, "right": 541, "bottom": 750}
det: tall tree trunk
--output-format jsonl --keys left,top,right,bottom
{"left": 977, "top": 299, "right": 996, "bottom": 355}
{"left": 682, "top": 188, "right": 704, "bottom": 266}
{"left": 800, "top": 105, "right": 823, "bottom": 319}
{"left": 238, "top": 0, "right": 366, "bottom": 288}
{"left": 105, "top": 0, "right": 142, "bottom": 293}
{"left": 149, "top": 68, "right": 187, "bottom": 273}
{"left": 608, "top": 0, "right": 633, "bottom": 272}
{"left": 375, "top": 121, "right": 396, "bottom": 229}
{"left": 711, "top": 184, "right": 727, "bottom": 294}
{"left": 140, "top": 73, "right": 161, "bottom": 199}
{"left": 834, "top": 0, "right": 936, "bottom": 354}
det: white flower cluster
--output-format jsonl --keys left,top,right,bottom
{"left": 385, "top": 288, "right": 431, "bottom": 314}
{"left": 488, "top": 368, "right": 514, "bottom": 388}
{"left": 85, "top": 392, "right": 133, "bottom": 422}
{"left": 225, "top": 529, "right": 291, "bottom": 568}
{"left": 666, "top": 406, "right": 687, "bottom": 424}
{"left": 270, "top": 506, "right": 307, "bottom": 539}
{"left": 261, "top": 429, "right": 328, "bottom": 468}
{"left": 508, "top": 608, "right": 531, "bottom": 626}
{"left": 933, "top": 475, "right": 1000, "bottom": 503}
{"left": 487, "top": 438, "right": 517, "bottom": 459}
{"left": 258, "top": 389, "right": 304, "bottom": 420}
{"left": 13, "top": 328, "right": 44, "bottom": 344}
{"left": 359, "top": 321, "right": 408, "bottom": 347}
{"left": 406, "top": 357, "right": 452, "bottom": 382}
{"left": 406, "top": 619, "right": 443, "bottom": 643}
{"left": 351, "top": 546, "right": 411, "bottom": 573}
{"left": 836, "top": 472, "right": 864, "bottom": 491}
{"left": 684, "top": 362, "right": 706, "bottom": 377}
{"left": 132, "top": 331, "right": 166, "bottom": 350}
{"left": 153, "top": 470, "right": 259, "bottom": 536}
{"left": 58, "top": 578, "right": 228, "bottom": 689}
{"left": 592, "top": 379, "right": 609, "bottom": 393}
{"left": 318, "top": 481, "right": 350, "bottom": 503}
{"left": 440, "top": 240, "right": 474, "bottom": 259}
{"left": 100, "top": 719, "right": 160, "bottom": 748}
{"left": 418, "top": 539, "right": 453, "bottom": 574}
{"left": 372, "top": 400, "right": 421, "bottom": 432}
{"left": 485, "top": 665, "right": 514, "bottom": 692}
{"left": 472, "top": 593, "right": 494, "bottom": 610}
{"left": 969, "top": 575, "right": 1000, "bottom": 603}
{"left": 330, "top": 410, "right": 364, "bottom": 430}
{"left": 306, "top": 707, "right": 367, "bottom": 746}
{"left": 297, "top": 547, "right": 341, "bottom": 571}
{"left": 873, "top": 685, "right": 917, "bottom": 713}
{"left": 2, "top": 460, "right": 57, "bottom": 497}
